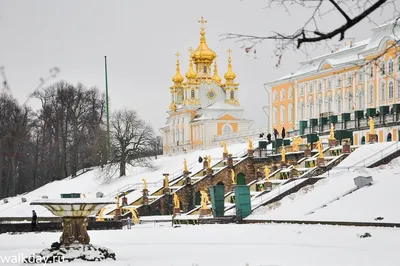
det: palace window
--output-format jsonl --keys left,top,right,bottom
{"left": 335, "top": 94, "right": 342, "bottom": 114}
{"left": 298, "top": 102, "right": 305, "bottom": 120}
{"left": 222, "top": 123, "right": 233, "bottom": 135}
{"left": 191, "top": 89, "right": 195, "bottom": 98}
{"left": 280, "top": 89, "right": 285, "bottom": 100}
{"left": 288, "top": 103, "right": 293, "bottom": 122}
{"left": 318, "top": 82, "right": 322, "bottom": 92}
{"left": 397, "top": 57, "right": 400, "bottom": 72}
{"left": 369, "top": 85, "right": 374, "bottom": 104}
{"left": 273, "top": 107, "right": 278, "bottom": 125}
{"left": 380, "top": 61, "right": 386, "bottom": 76}
{"left": 356, "top": 88, "right": 364, "bottom": 110}
{"left": 308, "top": 83, "right": 313, "bottom": 94}
{"left": 316, "top": 97, "right": 323, "bottom": 115}
{"left": 230, "top": 90, "right": 235, "bottom": 99}
{"left": 325, "top": 96, "right": 332, "bottom": 112}
{"left": 204, "top": 66, "right": 207, "bottom": 73}
{"left": 397, "top": 80, "right": 400, "bottom": 99}
{"left": 327, "top": 79, "right": 332, "bottom": 89}
{"left": 280, "top": 105, "right": 285, "bottom": 124}
{"left": 299, "top": 85, "right": 304, "bottom": 96}
{"left": 345, "top": 92, "right": 353, "bottom": 112}
{"left": 358, "top": 70, "right": 363, "bottom": 83}
{"left": 273, "top": 91, "right": 278, "bottom": 102}
{"left": 381, "top": 82, "right": 386, "bottom": 101}
{"left": 388, "top": 59, "right": 394, "bottom": 74}
{"left": 369, "top": 65, "right": 374, "bottom": 78}
{"left": 288, "top": 87, "right": 293, "bottom": 99}
{"left": 307, "top": 99, "right": 313, "bottom": 118}
{"left": 336, "top": 76, "right": 342, "bottom": 88}
{"left": 389, "top": 81, "right": 394, "bottom": 100}
{"left": 347, "top": 74, "right": 352, "bottom": 86}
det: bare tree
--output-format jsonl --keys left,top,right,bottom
{"left": 102, "top": 109, "right": 155, "bottom": 180}
{"left": 223, "top": 0, "right": 399, "bottom": 64}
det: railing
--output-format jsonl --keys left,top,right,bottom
{"left": 348, "top": 141, "right": 400, "bottom": 169}
{"left": 213, "top": 128, "right": 269, "bottom": 143}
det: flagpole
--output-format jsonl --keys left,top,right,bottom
{"left": 104, "top": 56, "right": 111, "bottom": 162}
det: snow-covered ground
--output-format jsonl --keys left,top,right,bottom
{"left": 0, "top": 223, "right": 399, "bottom": 266}
{"left": 249, "top": 142, "right": 400, "bottom": 223}
{"left": 0, "top": 141, "right": 255, "bottom": 218}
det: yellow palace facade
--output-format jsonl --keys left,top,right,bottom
{"left": 160, "top": 18, "right": 252, "bottom": 154}
{"left": 266, "top": 20, "right": 400, "bottom": 144}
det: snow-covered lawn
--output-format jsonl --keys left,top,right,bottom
{"left": 0, "top": 223, "right": 399, "bottom": 266}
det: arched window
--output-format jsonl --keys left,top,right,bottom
{"left": 191, "top": 89, "right": 195, "bottom": 98}
{"left": 356, "top": 88, "right": 364, "bottom": 110}
{"left": 361, "top": 136, "right": 366, "bottom": 145}
{"left": 307, "top": 99, "right": 313, "bottom": 118}
{"left": 280, "top": 89, "right": 285, "bottom": 100}
{"left": 222, "top": 123, "right": 233, "bottom": 135}
{"left": 369, "top": 65, "right": 374, "bottom": 78}
{"left": 369, "top": 85, "right": 374, "bottom": 104}
{"left": 387, "top": 133, "right": 392, "bottom": 142}
{"left": 288, "top": 103, "right": 293, "bottom": 122}
{"left": 230, "top": 90, "right": 234, "bottom": 99}
{"left": 288, "top": 87, "right": 293, "bottom": 99}
{"left": 389, "top": 81, "right": 394, "bottom": 100}
{"left": 325, "top": 95, "right": 332, "bottom": 112}
{"left": 298, "top": 101, "right": 305, "bottom": 120}
{"left": 273, "top": 107, "right": 278, "bottom": 125}
{"left": 381, "top": 82, "right": 386, "bottom": 101}
{"left": 380, "top": 61, "right": 386, "bottom": 75}
{"left": 280, "top": 105, "right": 285, "bottom": 123}
{"left": 299, "top": 85, "right": 304, "bottom": 96}
{"left": 358, "top": 70, "right": 363, "bottom": 83}
{"left": 316, "top": 97, "right": 323, "bottom": 115}
{"left": 347, "top": 74, "right": 352, "bottom": 86}
{"left": 273, "top": 91, "right": 278, "bottom": 102}
{"left": 318, "top": 82, "right": 322, "bottom": 92}
{"left": 327, "top": 79, "right": 332, "bottom": 89}
{"left": 308, "top": 83, "right": 313, "bottom": 94}
{"left": 397, "top": 80, "right": 400, "bottom": 99}
{"left": 336, "top": 76, "right": 342, "bottom": 88}
{"left": 336, "top": 94, "right": 342, "bottom": 114}
{"left": 388, "top": 59, "right": 394, "bottom": 74}
{"left": 397, "top": 57, "right": 400, "bottom": 72}
{"left": 345, "top": 92, "right": 353, "bottom": 112}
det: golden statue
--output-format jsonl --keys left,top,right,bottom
{"left": 142, "top": 178, "right": 147, "bottom": 190}
{"left": 96, "top": 208, "right": 106, "bottom": 222}
{"left": 164, "top": 174, "right": 169, "bottom": 189}
{"left": 292, "top": 136, "right": 302, "bottom": 152}
{"left": 206, "top": 155, "right": 211, "bottom": 168}
{"left": 131, "top": 208, "right": 140, "bottom": 224}
{"left": 231, "top": 169, "right": 236, "bottom": 184}
{"left": 316, "top": 141, "right": 324, "bottom": 158}
{"left": 264, "top": 166, "right": 270, "bottom": 181}
{"left": 368, "top": 117, "right": 375, "bottom": 135}
{"left": 221, "top": 141, "right": 228, "bottom": 153}
{"left": 281, "top": 145, "right": 286, "bottom": 162}
{"left": 329, "top": 123, "right": 335, "bottom": 140}
{"left": 173, "top": 193, "right": 180, "bottom": 209}
{"left": 200, "top": 190, "right": 209, "bottom": 209}
{"left": 116, "top": 194, "right": 120, "bottom": 208}
{"left": 183, "top": 159, "right": 188, "bottom": 172}
{"left": 246, "top": 137, "right": 253, "bottom": 150}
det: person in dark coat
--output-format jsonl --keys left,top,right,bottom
{"left": 198, "top": 156, "right": 203, "bottom": 163}
{"left": 31, "top": 210, "right": 37, "bottom": 231}
{"left": 273, "top": 128, "right": 279, "bottom": 140}
{"left": 281, "top": 127, "right": 286, "bottom": 139}
{"left": 267, "top": 133, "right": 271, "bottom": 143}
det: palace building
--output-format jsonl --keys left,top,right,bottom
{"left": 160, "top": 18, "right": 252, "bottom": 154}
{"left": 266, "top": 20, "right": 400, "bottom": 144}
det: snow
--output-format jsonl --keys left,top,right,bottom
{"left": 30, "top": 198, "right": 115, "bottom": 205}
{"left": 0, "top": 223, "right": 399, "bottom": 266}
{"left": 0, "top": 141, "right": 255, "bottom": 218}
{"left": 249, "top": 143, "right": 400, "bottom": 223}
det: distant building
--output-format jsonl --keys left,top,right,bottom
{"left": 160, "top": 18, "right": 252, "bottom": 154}
{"left": 265, "top": 20, "right": 400, "bottom": 144}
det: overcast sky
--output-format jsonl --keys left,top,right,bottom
{"left": 0, "top": 0, "right": 393, "bottom": 133}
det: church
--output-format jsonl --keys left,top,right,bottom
{"left": 160, "top": 17, "right": 252, "bottom": 155}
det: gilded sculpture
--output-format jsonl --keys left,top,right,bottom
{"left": 164, "top": 174, "right": 169, "bottom": 189}
{"left": 184, "top": 159, "right": 188, "bottom": 172}
{"left": 206, "top": 155, "right": 211, "bottom": 168}
{"left": 316, "top": 141, "right": 324, "bottom": 158}
{"left": 292, "top": 136, "right": 303, "bottom": 152}
{"left": 281, "top": 145, "right": 286, "bottom": 162}
{"left": 264, "top": 166, "right": 270, "bottom": 181}
{"left": 246, "top": 137, "right": 253, "bottom": 150}
{"left": 173, "top": 193, "right": 180, "bottom": 209}
{"left": 200, "top": 190, "right": 210, "bottom": 209}
{"left": 231, "top": 169, "right": 236, "bottom": 184}
{"left": 142, "top": 178, "right": 147, "bottom": 190}
{"left": 368, "top": 117, "right": 375, "bottom": 135}
{"left": 329, "top": 123, "right": 336, "bottom": 140}
{"left": 221, "top": 141, "right": 228, "bottom": 153}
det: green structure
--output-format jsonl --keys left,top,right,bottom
{"left": 354, "top": 110, "right": 364, "bottom": 119}
{"left": 328, "top": 115, "right": 338, "bottom": 124}
{"left": 299, "top": 120, "right": 308, "bottom": 135}
{"left": 234, "top": 185, "right": 251, "bottom": 218}
{"left": 209, "top": 184, "right": 225, "bottom": 217}
{"left": 60, "top": 193, "right": 81, "bottom": 199}
{"left": 379, "top": 105, "right": 389, "bottom": 115}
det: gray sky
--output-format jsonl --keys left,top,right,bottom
{"left": 0, "top": 0, "right": 392, "bottom": 132}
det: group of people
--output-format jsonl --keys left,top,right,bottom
{"left": 259, "top": 127, "right": 286, "bottom": 143}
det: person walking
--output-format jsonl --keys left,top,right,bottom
{"left": 31, "top": 210, "right": 37, "bottom": 231}
{"left": 282, "top": 127, "right": 286, "bottom": 139}
{"left": 127, "top": 216, "right": 132, "bottom": 229}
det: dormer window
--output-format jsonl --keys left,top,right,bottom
{"left": 191, "top": 89, "right": 195, "bottom": 98}
{"left": 230, "top": 90, "right": 234, "bottom": 99}
{"left": 203, "top": 66, "right": 207, "bottom": 73}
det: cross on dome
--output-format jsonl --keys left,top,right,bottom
{"left": 198, "top": 16, "right": 207, "bottom": 30}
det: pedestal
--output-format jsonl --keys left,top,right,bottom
{"left": 227, "top": 156, "right": 233, "bottom": 168}
{"left": 114, "top": 208, "right": 121, "bottom": 221}
{"left": 265, "top": 181, "right": 272, "bottom": 192}
{"left": 304, "top": 149, "right": 312, "bottom": 157}
{"left": 328, "top": 139, "right": 337, "bottom": 147}
{"left": 184, "top": 176, "right": 192, "bottom": 185}
{"left": 289, "top": 168, "right": 300, "bottom": 179}
{"left": 280, "top": 161, "right": 287, "bottom": 169}
{"left": 142, "top": 196, "right": 149, "bottom": 206}
{"left": 342, "top": 144, "right": 351, "bottom": 154}
{"left": 203, "top": 160, "right": 208, "bottom": 169}
{"left": 206, "top": 168, "right": 213, "bottom": 176}
{"left": 317, "top": 157, "right": 325, "bottom": 167}
{"left": 142, "top": 188, "right": 149, "bottom": 197}
{"left": 199, "top": 208, "right": 211, "bottom": 216}
{"left": 223, "top": 152, "right": 228, "bottom": 159}
{"left": 248, "top": 149, "right": 254, "bottom": 157}
{"left": 368, "top": 134, "right": 378, "bottom": 143}
{"left": 173, "top": 207, "right": 181, "bottom": 215}
{"left": 121, "top": 197, "right": 128, "bottom": 206}
{"left": 163, "top": 188, "right": 171, "bottom": 195}
{"left": 60, "top": 217, "right": 90, "bottom": 245}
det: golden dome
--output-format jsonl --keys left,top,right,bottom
{"left": 224, "top": 49, "right": 236, "bottom": 83}
{"left": 192, "top": 17, "right": 216, "bottom": 64}
{"left": 186, "top": 50, "right": 197, "bottom": 80}
{"left": 212, "top": 60, "right": 221, "bottom": 84}
{"left": 172, "top": 53, "right": 184, "bottom": 85}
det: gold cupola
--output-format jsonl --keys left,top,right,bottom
{"left": 212, "top": 59, "right": 221, "bottom": 84}
{"left": 185, "top": 48, "right": 197, "bottom": 81}
{"left": 191, "top": 17, "right": 216, "bottom": 66}
{"left": 172, "top": 52, "right": 184, "bottom": 86}
{"left": 224, "top": 48, "right": 236, "bottom": 84}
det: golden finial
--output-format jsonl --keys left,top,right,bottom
{"left": 198, "top": 16, "right": 207, "bottom": 30}
{"left": 172, "top": 52, "right": 184, "bottom": 85}
{"left": 212, "top": 59, "right": 222, "bottom": 84}
{"left": 186, "top": 47, "right": 197, "bottom": 80}
{"left": 224, "top": 48, "right": 236, "bottom": 84}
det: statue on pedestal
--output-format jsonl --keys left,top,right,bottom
{"left": 231, "top": 169, "right": 236, "bottom": 184}
{"left": 206, "top": 155, "right": 211, "bottom": 168}
{"left": 173, "top": 193, "right": 180, "bottom": 209}
{"left": 164, "top": 174, "right": 169, "bottom": 189}
{"left": 316, "top": 141, "right": 324, "bottom": 158}
{"left": 246, "top": 137, "right": 253, "bottom": 150}
{"left": 292, "top": 136, "right": 302, "bottom": 152}
{"left": 221, "top": 141, "right": 228, "bottom": 154}
{"left": 200, "top": 190, "right": 210, "bottom": 209}
{"left": 142, "top": 178, "right": 147, "bottom": 190}
{"left": 368, "top": 117, "right": 375, "bottom": 135}
{"left": 281, "top": 145, "right": 286, "bottom": 162}
{"left": 116, "top": 195, "right": 120, "bottom": 208}
{"left": 264, "top": 166, "right": 270, "bottom": 181}
{"left": 329, "top": 123, "right": 336, "bottom": 140}
{"left": 183, "top": 159, "right": 188, "bottom": 172}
